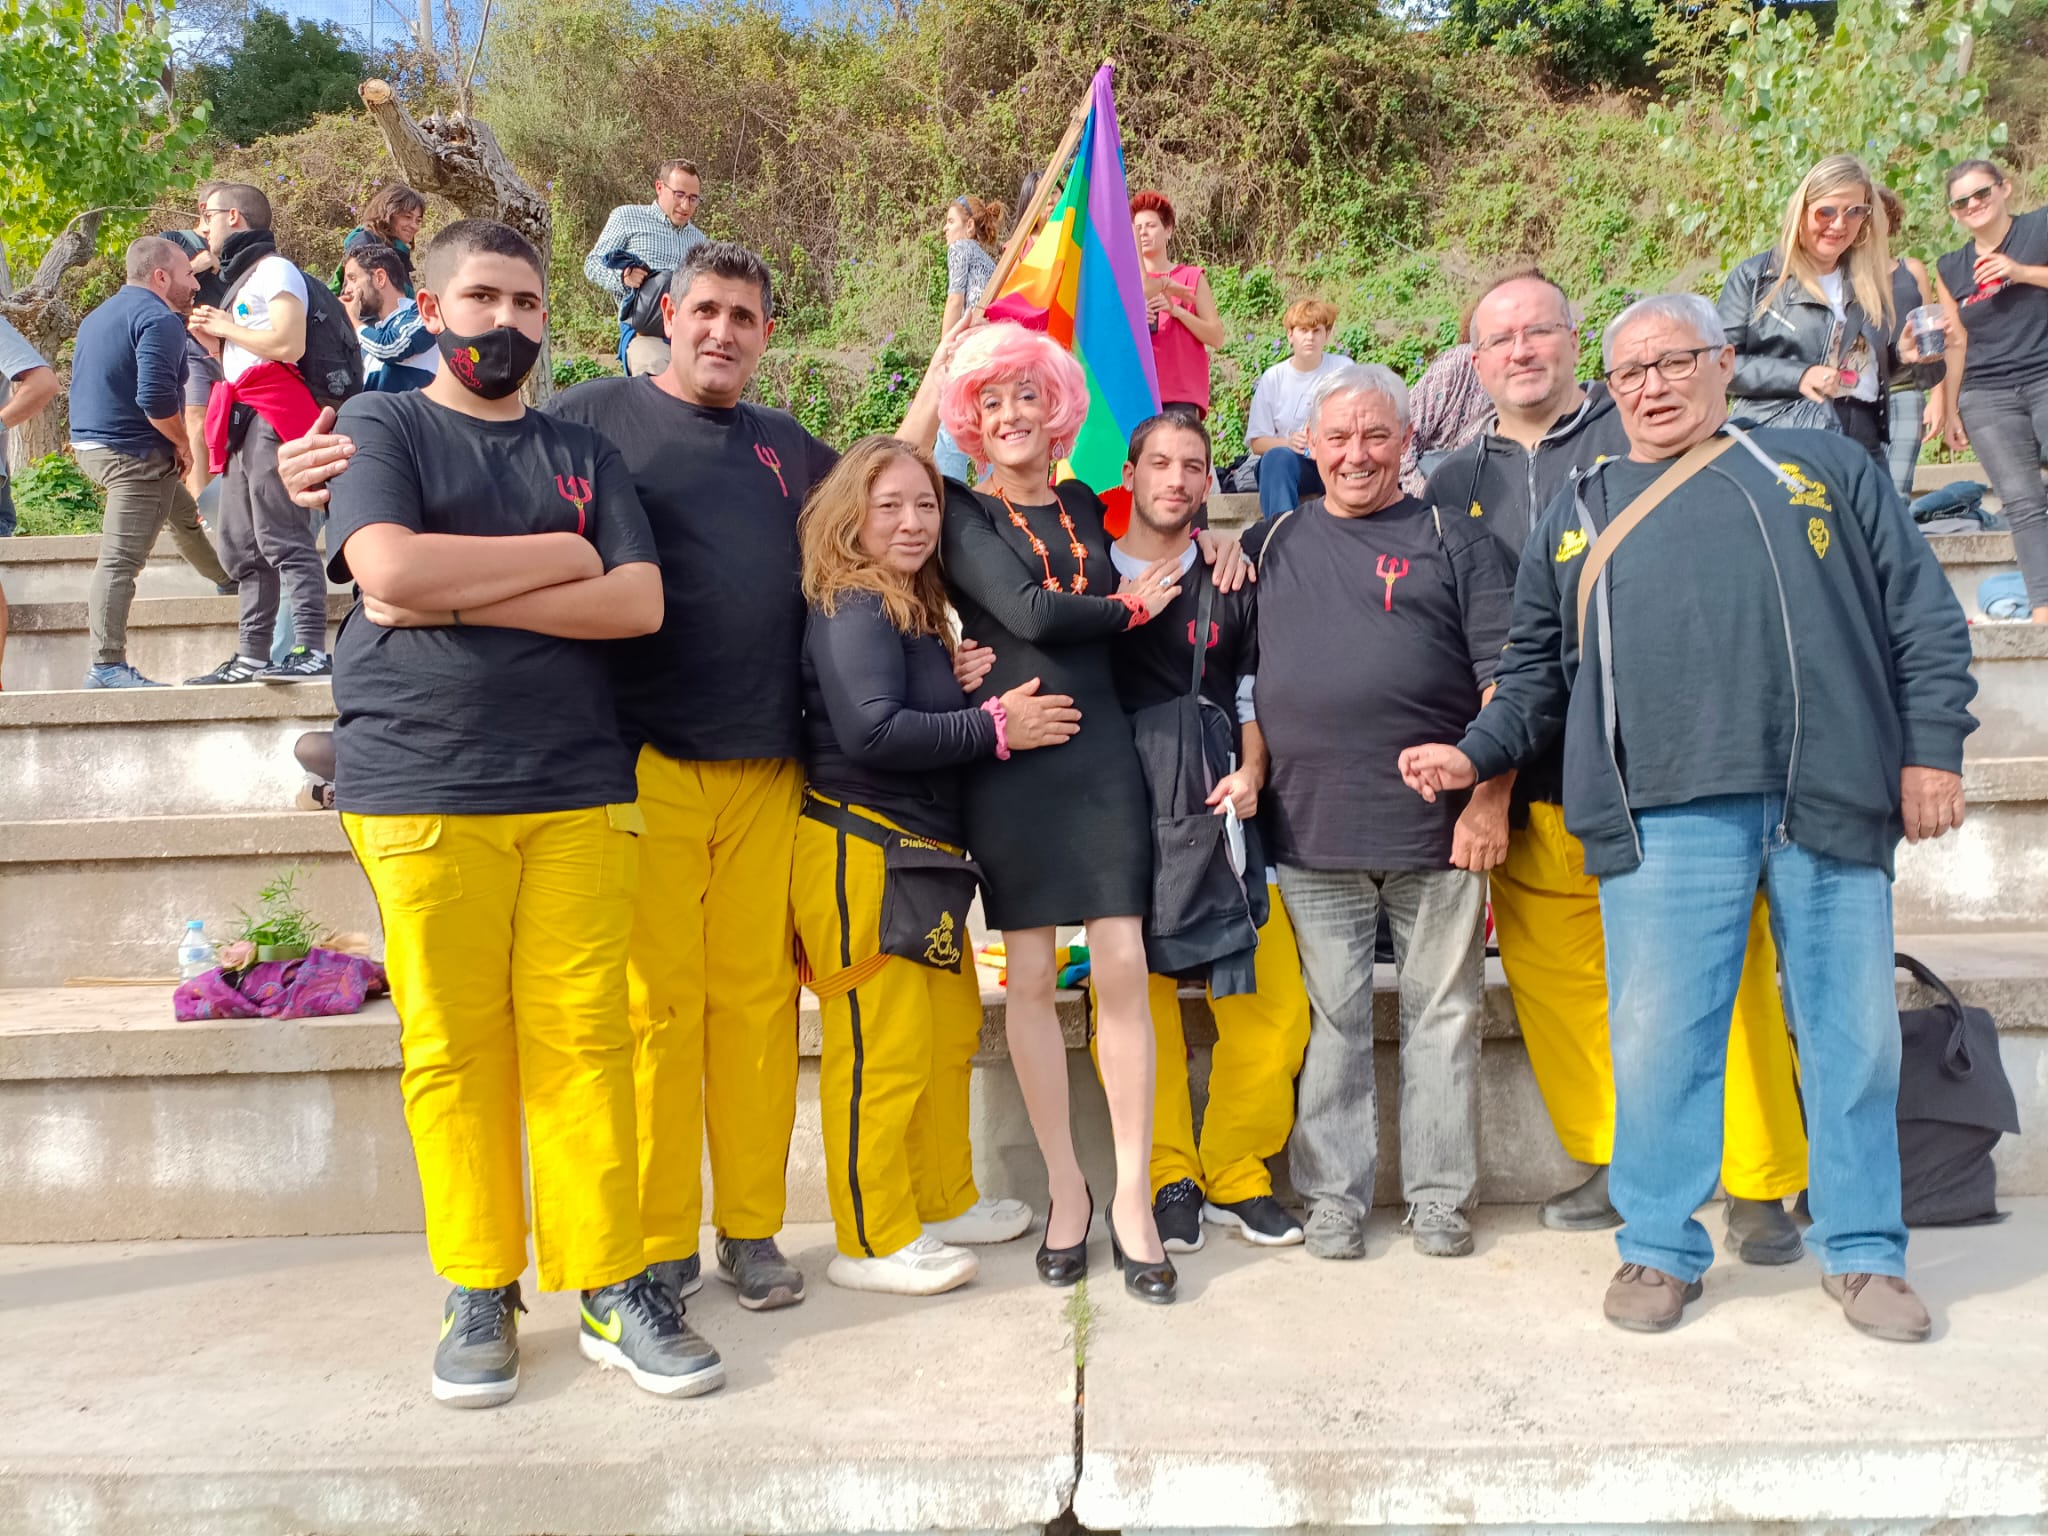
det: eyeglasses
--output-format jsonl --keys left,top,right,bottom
{"left": 1474, "top": 321, "right": 1575, "bottom": 354}
{"left": 1811, "top": 204, "right": 1872, "bottom": 226}
{"left": 1948, "top": 183, "right": 2000, "bottom": 212}
{"left": 1605, "top": 346, "right": 1718, "bottom": 395}
{"left": 659, "top": 184, "right": 700, "bottom": 200}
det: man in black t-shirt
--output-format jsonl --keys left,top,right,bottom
{"left": 325, "top": 218, "right": 720, "bottom": 1407}
{"left": 1244, "top": 363, "right": 1515, "bottom": 1265}
{"left": 281, "top": 242, "right": 834, "bottom": 1313}
{"left": 1103, "top": 411, "right": 1312, "bottom": 1257}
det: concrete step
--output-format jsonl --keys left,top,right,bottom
{"left": 1895, "top": 757, "right": 2048, "bottom": 931}
{"left": 0, "top": 684, "right": 335, "bottom": 822}
{"left": 1937, "top": 529, "right": 2019, "bottom": 619}
{"left": 0, "top": 813, "right": 377, "bottom": 986}
{"left": 1968, "top": 619, "right": 2048, "bottom": 760}
{"left": 0, "top": 593, "right": 347, "bottom": 693}
{"left": 0, "top": 528, "right": 350, "bottom": 605}
{"left": 3, "top": 931, "right": 2038, "bottom": 1244}
{"left": 2, "top": 1207, "right": 2042, "bottom": 1535}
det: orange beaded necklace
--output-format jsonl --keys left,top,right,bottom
{"left": 996, "top": 486, "right": 1090, "bottom": 594}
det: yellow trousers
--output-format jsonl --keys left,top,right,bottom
{"left": 1491, "top": 800, "right": 1809, "bottom": 1198}
{"left": 628, "top": 751, "right": 802, "bottom": 1262}
{"left": 1092, "top": 886, "right": 1314, "bottom": 1204}
{"left": 344, "top": 805, "right": 646, "bottom": 1293}
{"left": 792, "top": 800, "right": 983, "bottom": 1258}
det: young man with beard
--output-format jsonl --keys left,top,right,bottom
{"left": 1424, "top": 272, "right": 1811, "bottom": 1261}
{"left": 1094, "top": 410, "right": 1312, "bottom": 1253}
{"left": 324, "top": 218, "right": 720, "bottom": 1405}
{"left": 343, "top": 243, "right": 437, "bottom": 393}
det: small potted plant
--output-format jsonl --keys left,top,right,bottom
{"left": 232, "top": 866, "right": 328, "bottom": 965}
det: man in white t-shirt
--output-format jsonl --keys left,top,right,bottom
{"left": 1244, "top": 299, "right": 1353, "bottom": 520}
{"left": 185, "top": 182, "right": 331, "bottom": 684}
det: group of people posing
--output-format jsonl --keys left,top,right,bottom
{"left": 266, "top": 151, "right": 1984, "bottom": 1414}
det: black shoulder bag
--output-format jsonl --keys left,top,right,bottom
{"left": 1894, "top": 951, "right": 2020, "bottom": 1226}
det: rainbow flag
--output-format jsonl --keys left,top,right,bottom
{"left": 984, "top": 64, "right": 1159, "bottom": 504}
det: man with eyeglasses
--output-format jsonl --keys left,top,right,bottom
{"left": 585, "top": 158, "right": 709, "bottom": 376}
{"left": 1424, "top": 272, "right": 1811, "bottom": 1264}
{"left": 1401, "top": 292, "right": 1976, "bottom": 1342}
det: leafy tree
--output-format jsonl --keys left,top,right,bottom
{"left": 1443, "top": 0, "right": 1661, "bottom": 88}
{"left": 1650, "top": 0, "right": 2010, "bottom": 262}
{"left": 193, "top": 7, "right": 367, "bottom": 144}
{"left": 0, "top": 0, "right": 210, "bottom": 257}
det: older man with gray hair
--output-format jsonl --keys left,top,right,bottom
{"left": 1241, "top": 362, "right": 1517, "bottom": 1261}
{"left": 1401, "top": 293, "right": 1977, "bottom": 1339}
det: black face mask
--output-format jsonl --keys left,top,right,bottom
{"left": 435, "top": 324, "right": 542, "bottom": 400}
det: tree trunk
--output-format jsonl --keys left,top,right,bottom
{"left": 358, "top": 79, "right": 554, "bottom": 403}
{"left": 0, "top": 211, "right": 104, "bottom": 475}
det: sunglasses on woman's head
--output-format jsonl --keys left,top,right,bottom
{"left": 1949, "top": 183, "right": 2000, "bottom": 212}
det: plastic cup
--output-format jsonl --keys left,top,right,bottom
{"left": 1907, "top": 304, "right": 1947, "bottom": 357}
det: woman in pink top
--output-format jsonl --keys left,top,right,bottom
{"left": 1131, "top": 192, "right": 1226, "bottom": 416}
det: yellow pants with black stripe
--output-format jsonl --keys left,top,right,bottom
{"left": 1491, "top": 800, "right": 1809, "bottom": 1199}
{"left": 343, "top": 805, "right": 647, "bottom": 1293}
{"left": 628, "top": 751, "right": 803, "bottom": 1263}
{"left": 791, "top": 798, "right": 983, "bottom": 1259}
{"left": 1091, "top": 886, "right": 1314, "bottom": 1204}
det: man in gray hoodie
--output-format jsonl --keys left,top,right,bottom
{"left": 1401, "top": 292, "right": 1976, "bottom": 1342}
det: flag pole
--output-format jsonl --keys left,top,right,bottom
{"left": 981, "top": 60, "right": 1111, "bottom": 307}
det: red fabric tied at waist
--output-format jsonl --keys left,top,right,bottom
{"left": 204, "top": 359, "right": 322, "bottom": 474}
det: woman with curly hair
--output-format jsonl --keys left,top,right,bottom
{"left": 794, "top": 434, "right": 1082, "bottom": 1296}
{"left": 338, "top": 183, "right": 428, "bottom": 295}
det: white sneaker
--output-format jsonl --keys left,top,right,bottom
{"left": 924, "top": 1196, "right": 1034, "bottom": 1245}
{"left": 827, "top": 1233, "right": 979, "bottom": 1296}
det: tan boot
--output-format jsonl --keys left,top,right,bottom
{"left": 1603, "top": 1263, "right": 1702, "bottom": 1332}
{"left": 1823, "top": 1273, "right": 1932, "bottom": 1342}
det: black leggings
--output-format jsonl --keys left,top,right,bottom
{"left": 1835, "top": 397, "right": 1886, "bottom": 465}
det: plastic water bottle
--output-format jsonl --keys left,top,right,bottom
{"left": 177, "top": 919, "right": 217, "bottom": 980}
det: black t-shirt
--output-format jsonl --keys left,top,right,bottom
{"left": 547, "top": 376, "right": 839, "bottom": 762}
{"left": 1108, "top": 542, "right": 1254, "bottom": 723}
{"left": 1592, "top": 456, "right": 1796, "bottom": 809}
{"left": 326, "top": 391, "right": 658, "bottom": 815}
{"left": 1246, "top": 496, "right": 1515, "bottom": 869}
{"left": 1937, "top": 206, "right": 2048, "bottom": 389}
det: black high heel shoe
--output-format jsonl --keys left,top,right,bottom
{"left": 1107, "top": 1211, "right": 1177, "bottom": 1305}
{"left": 1036, "top": 1187, "right": 1093, "bottom": 1288}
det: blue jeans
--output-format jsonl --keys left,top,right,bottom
{"left": 1255, "top": 447, "right": 1322, "bottom": 520}
{"left": 933, "top": 427, "right": 973, "bottom": 486}
{"left": 1958, "top": 374, "right": 2048, "bottom": 610}
{"left": 1885, "top": 386, "right": 1924, "bottom": 502}
{"left": 1598, "top": 794, "right": 1905, "bottom": 1283}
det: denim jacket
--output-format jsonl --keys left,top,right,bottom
{"left": 1717, "top": 249, "right": 1893, "bottom": 428}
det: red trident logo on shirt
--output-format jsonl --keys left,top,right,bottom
{"left": 1376, "top": 554, "right": 1410, "bottom": 611}
{"left": 555, "top": 473, "right": 593, "bottom": 535}
{"left": 756, "top": 443, "right": 789, "bottom": 499}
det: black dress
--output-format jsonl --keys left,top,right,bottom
{"left": 941, "top": 480, "right": 1152, "bottom": 930}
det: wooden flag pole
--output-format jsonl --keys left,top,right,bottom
{"left": 980, "top": 61, "right": 1111, "bottom": 306}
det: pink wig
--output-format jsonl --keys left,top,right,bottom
{"left": 938, "top": 323, "right": 1091, "bottom": 463}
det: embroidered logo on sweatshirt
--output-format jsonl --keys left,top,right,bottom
{"left": 1555, "top": 528, "right": 1588, "bottom": 562}
{"left": 1779, "top": 462, "right": 1832, "bottom": 512}
{"left": 924, "top": 912, "right": 962, "bottom": 968}
{"left": 1468, "top": 500, "right": 1484, "bottom": 518}
{"left": 1808, "top": 517, "right": 1830, "bottom": 559}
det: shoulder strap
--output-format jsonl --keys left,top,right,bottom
{"left": 1575, "top": 436, "right": 1737, "bottom": 638}
{"left": 1188, "top": 569, "right": 1216, "bottom": 697}
{"left": 1254, "top": 506, "right": 1299, "bottom": 578}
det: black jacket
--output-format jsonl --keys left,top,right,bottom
{"left": 1718, "top": 249, "right": 1893, "bottom": 429}
{"left": 1456, "top": 425, "right": 1977, "bottom": 878}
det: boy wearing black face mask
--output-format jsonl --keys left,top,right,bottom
{"left": 325, "top": 219, "right": 723, "bottom": 1409}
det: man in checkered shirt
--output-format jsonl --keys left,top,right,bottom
{"left": 584, "top": 159, "right": 709, "bottom": 377}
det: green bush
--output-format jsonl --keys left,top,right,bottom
{"left": 11, "top": 454, "right": 103, "bottom": 535}
{"left": 552, "top": 352, "right": 616, "bottom": 390}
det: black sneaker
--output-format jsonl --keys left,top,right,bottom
{"left": 578, "top": 1271, "right": 725, "bottom": 1398}
{"left": 1153, "top": 1178, "right": 1206, "bottom": 1253}
{"left": 649, "top": 1253, "right": 703, "bottom": 1300}
{"left": 714, "top": 1234, "right": 806, "bottom": 1311}
{"left": 258, "top": 646, "right": 332, "bottom": 683}
{"left": 432, "top": 1282, "right": 525, "bottom": 1409}
{"left": 1204, "top": 1193, "right": 1305, "bottom": 1247}
{"left": 185, "top": 654, "right": 267, "bottom": 686}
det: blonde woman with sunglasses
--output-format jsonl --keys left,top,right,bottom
{"left": 1930, "top": 160, "right": 2048, "bottom": 622}
{"left": 1716, "top": 154, "right": 1897, "bottom": 462}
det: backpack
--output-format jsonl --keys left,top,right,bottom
{"left": 226, "top": 259, "right": 365, "bottom": 408}
{"left": 1893, "top": 953, "right": 2020, "bottom": 1226}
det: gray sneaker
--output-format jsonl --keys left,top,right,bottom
{"left": 649, "top": 1253, "right": 702, "bottom": 1300}
{"left": 715, "top": 1234, "right": 806, "bottom": 1310}
{"left": 1405, "top": 1201, "right": 1474, "bottom": 1257}
{"left": 1303, "top": 1203, "right": 1367, "bottom": 1261}
{"left": 579, "top": 1271, "right": 725, "bottom": 1398}
{"left": 84, "top": 662, "right": 166, "bottom": 689}
{"left": 432, "top": 1282, "right": 525, "bottom": 1408}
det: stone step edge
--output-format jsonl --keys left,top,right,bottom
{"left": 3, "top": 932, "right": 2040, "bottom": 1081}
{"left": 6, "top": 593, "right": 351, "bottom": 634}
{"left": 0, "top": 683, "right": 335, "bottom": 728}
